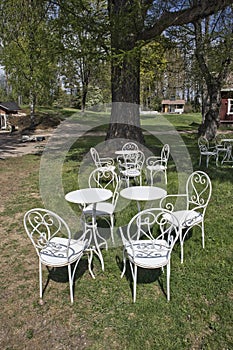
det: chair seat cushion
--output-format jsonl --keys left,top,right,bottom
{"left": 147, "top": 164, "right": 166, "bottom": 171}
{"left": 100, "top": 165, "right": 116, "bottom": 171}
{"left": 125, "top": 239, "right": 169, "bottom": 268}
{"left": 83, "top": 202, "right": 114, "bottom": 215}
{"left": 121, "top": 169, "right": 141, "bottom": 177}
{"left": 40, "top": 237, "right": 85, "bottom": 266}
{"left": 201, "top": 150, "right": 217, "bottom": 156}
{"left": 164, "top": 210, "right": 203, "bottom": 227}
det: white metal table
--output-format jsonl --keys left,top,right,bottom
{"left": 120, "top": 185, "right": 167, "bottom": 211}
{"left": 65, "top": 188, "right": 112, "bottom": 278}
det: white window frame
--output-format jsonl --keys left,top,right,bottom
{"left": 227, "top": 99, "right": 233, "bottom": 114}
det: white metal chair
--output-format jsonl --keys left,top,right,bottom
{"left": 198, "top": 137, "right": 218, "bottom": 167}
{"left": 117, "top": 150, "right": 145, "bottom": 187}
{"left": 160, "top": 171, "right": 212, "bottom": 263}
{"left": 90, "top": 147, "right": 115, "bottom": 171}
{"left": 214, "top": 135, "right": 231, "bottom": 165}
{"left": 82, "top": 167, "right": 119, "bottom": 244}
{"left": 146, "top": 144, "right": 170, "bottom": 185}
{"left": 119, "top": 207, "right": 180, "bottom": 303}
{"left": 122, "top": 142, "right": 139, "bottom": 151}
{"left": 23, "top": 208, "right": 90, "bottom": 304}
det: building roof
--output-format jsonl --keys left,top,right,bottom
{"left": 162, "top": 99, "right": 185, "bottom": 105}
{"left": 0, "top": 101, "right": 21, "bottom": 111}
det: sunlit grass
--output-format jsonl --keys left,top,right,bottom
{"left": 0, "top": 115, "right": 232, "bottom": 349}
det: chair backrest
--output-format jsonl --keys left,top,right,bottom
{"left": 122, "top": 207, "right": 180, "bottom": 254}
{"left": 198, "top": 137, "right": 210, "bottom": 153}
{"left": 121, "top": 150, "right": 145, "bottom": 170}
{"left": 186, "top": 171, "right": 212, "bottom": 211}
{"left": 135, "top": 150, "right": 145, "bottom": 169}
{"left": 24, "top": 208, "right": 73, "bottom": 258}
{"left": 214, "top": 134, "right": 229, "bottom": 149}
{"left": 161, "top": 144, "right": 170, "bottom": 162}
{"left": 122, "top": 142, "right": 139, "bottom": 151}
{"left": 146, "top": 144, "right": 170, "bottom": 167}
{"left": 90, "top": 147, "right": 101, "bottom": 167}
{"left": 88, "top": 167, "right": 119, "bottom": 206}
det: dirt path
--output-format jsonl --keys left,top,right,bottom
{"left": 0, "top": 129, "right": 53, "bottom": 158}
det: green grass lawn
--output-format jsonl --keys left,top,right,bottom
{"left": 0, "top": 111, "right": 232, "bottom": 349}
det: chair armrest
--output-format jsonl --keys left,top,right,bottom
{"left": 99, "top": 157, "right": 114, "bottom": 166}
{"left": 160, "top": 194, "right": 187, "bottom": 211}
{"left": 146, "top": 156, "right": 161, "bottom": 166}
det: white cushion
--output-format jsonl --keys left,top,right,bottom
{"left": 147, "top": 165, "right": 166, "bottom": 171}
{"left": 40, "top": 237, "right": 85, "bottom": 266}
{"left": 164, "top": 210, "right": 202, "bottom": 228}
{"left": 125, "top": 239, "right": 169, "bottom": 268}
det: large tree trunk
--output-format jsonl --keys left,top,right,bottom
{"left": 106, "top": 0, "right": 144, "bottom": 143}
{"left": 106, "top": 49, "right": 144, "bottom": 142}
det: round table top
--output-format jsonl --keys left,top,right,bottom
{"left": 115, "top": 149, "right": 139, "bottom": 155}
{"left": 65, "top": 188, "right": 112, "bottom": 205}
{"left": 120, "top": 186, "right": 167, "bottom": 201}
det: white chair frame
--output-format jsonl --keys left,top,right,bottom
{"left": 24, "top": 208, "right": 89, "bottom": 304}
{"left": 117, "top": 150, "right": 145, "bottom": 187}
{"left": 146, "top": 144, "right": 170, "bottom": 185}
{"left": 90, "top": 147, "right": 115, "bottom": 170}
{"left": 160, "top": 171, "right": 212, "bottom": 263}
{"left": 119, "top": 207, "right": 180, "bottom": 303}
{"left": 122, "top": 142, "right": 139, "bottom": 151}
{"left": 214, "top": 135, "right": 231, "bottom": 165}
{"left": 82, "top": 167, "right": 119, "bottom": 245}
{"left": 198, "top": 137, "right": 218, "bottom": 167}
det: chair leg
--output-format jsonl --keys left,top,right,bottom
{"left": 110, "top": 214, "right": 115, "bottom": 245}
{"left": 121, "top": 250, "right": 126, "bottom": 278}
{"left": 201, "top": 222, "right": 205, "bottom": 249}
{"left": 180, "top": 231, "right": 184, "bottom": 264}
{"left": 67, "top": 264, "right": 74, "bottom": 304}
{"left": 39, "top": 260, "right": 43, "bottom": 301}
{"left": 166, "top": 262, "right": 171, "bottom": 301}
{"left": 131, "top": 263, "right": 137, "bottom": 303}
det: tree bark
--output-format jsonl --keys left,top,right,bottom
{"left": 106, "top": 0, "right": 144, "bottom": 142}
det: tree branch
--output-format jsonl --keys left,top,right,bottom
{"left": 138, "top": 0, "right": 233, "bottom": 41}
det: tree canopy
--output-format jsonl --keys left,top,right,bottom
{"left": 0, "top": 0, "right": 232, "bottom": 139}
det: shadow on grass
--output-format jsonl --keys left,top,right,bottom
{"left": 42, "top": 257, "right": 89, "bottom": 298}
{"left": 115, "top": 255, "right": 165, "bottom": 300}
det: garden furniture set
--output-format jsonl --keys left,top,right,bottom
{"left": 24, "top": 142, "right": 212, "bottom": 304}
{"left": 198, "top": 135, "right": 233, "bottom": 167}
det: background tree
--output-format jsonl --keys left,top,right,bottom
{"left": 140, "top": 40, "right": 167, "bottom": 111}
{"left": 57, "top": 0, "right": 109, "bottom": 111}
{"left": 0, "top": 0, "right": 61, "bottom": 120}
{"left": 193, "top": 9, "right": 233, "bottom": 139}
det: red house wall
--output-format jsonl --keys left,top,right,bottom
{"left": 219, "top": 98, "right": 228, "bottom": 121}
{"left": 219, "top": 90, "right": 233, "bottom": 123}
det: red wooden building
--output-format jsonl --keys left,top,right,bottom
{"left": 219, "top": 88, "right": 233, "bottom": 123}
